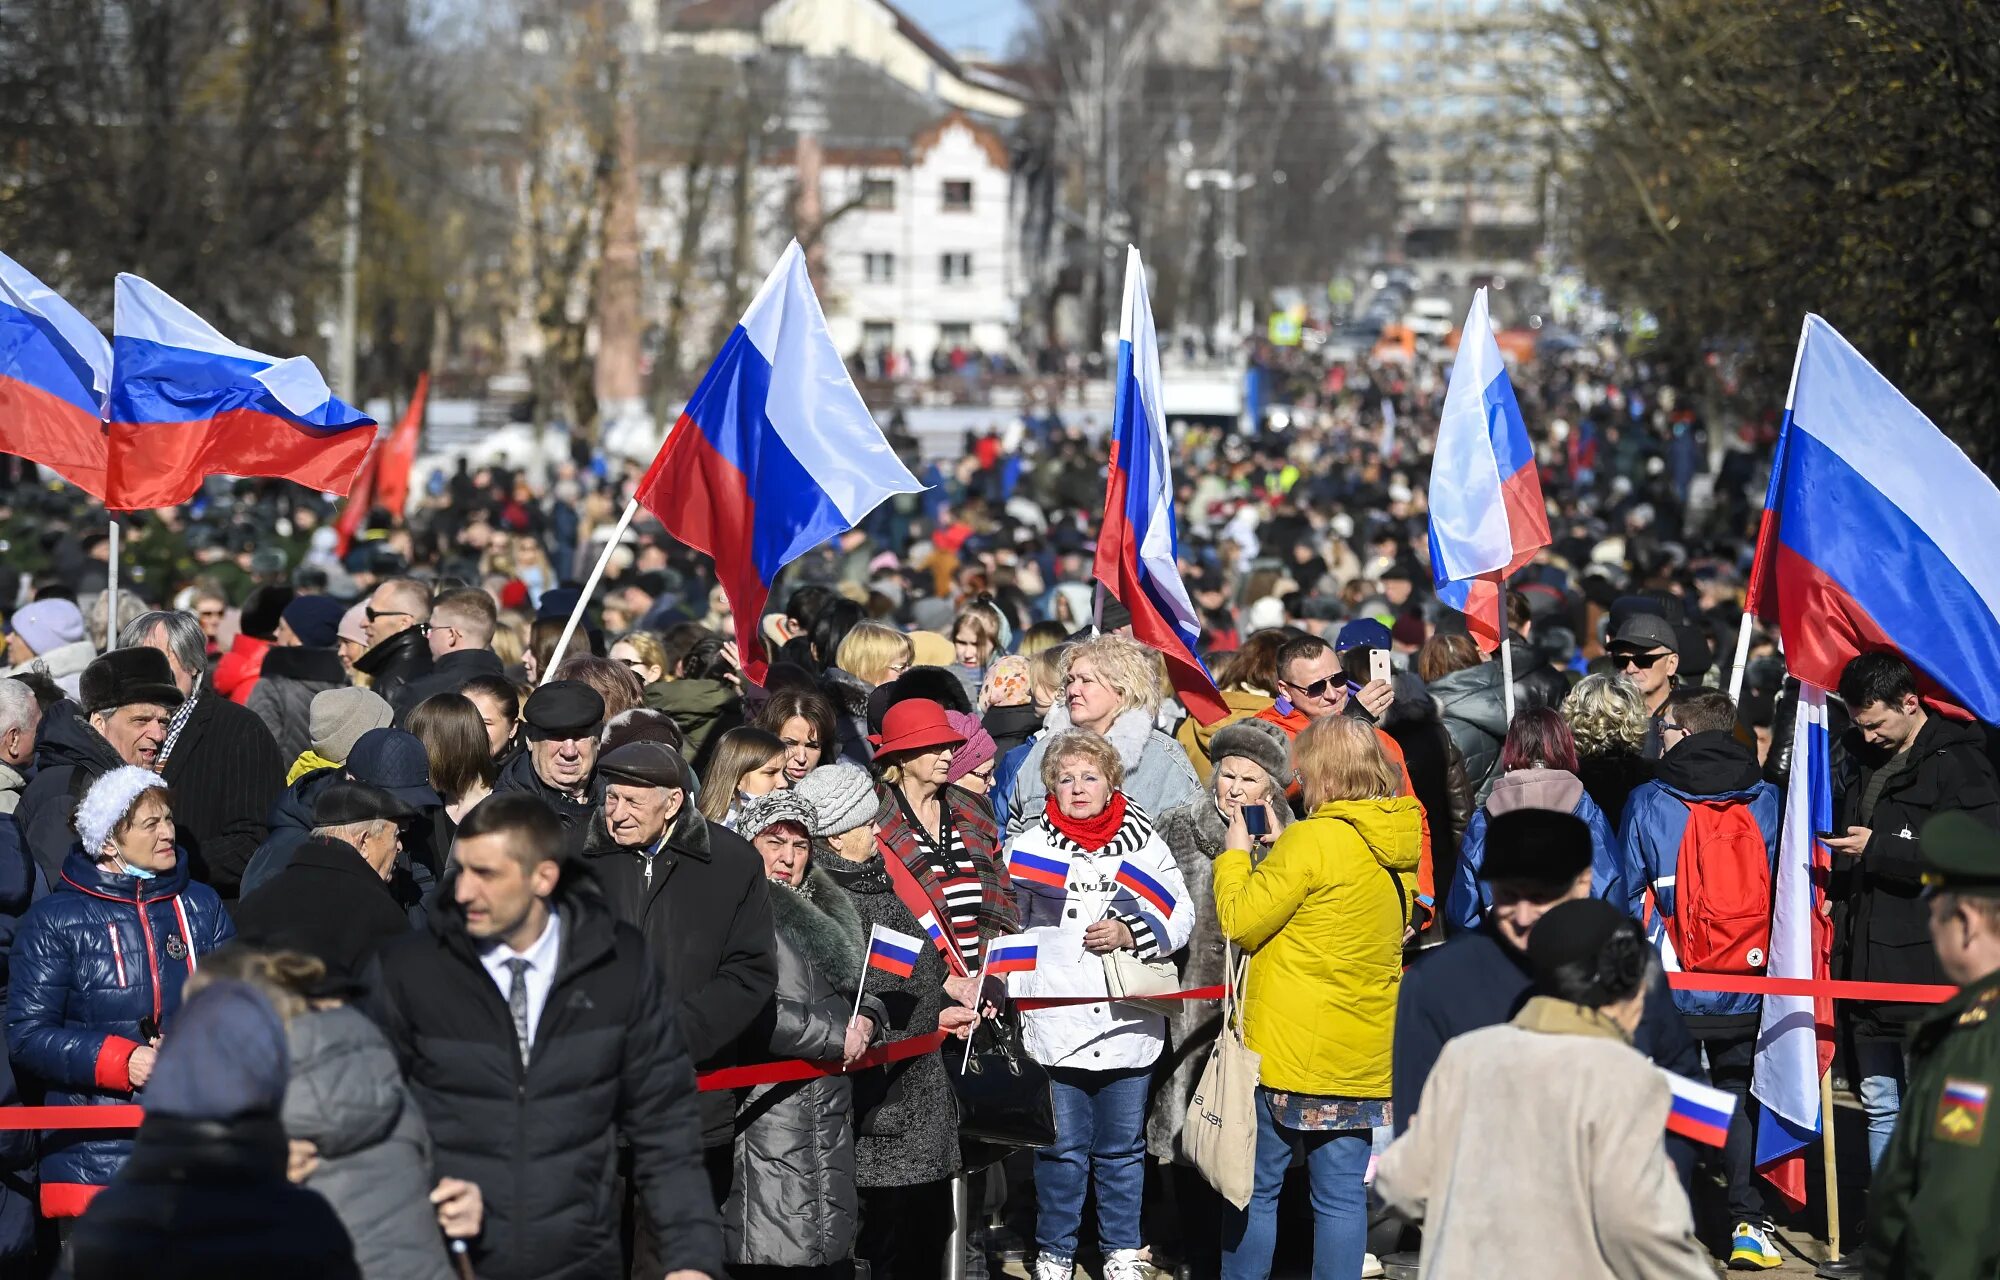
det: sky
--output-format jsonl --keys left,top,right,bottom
{"left": 893, "top": 0, "right": 1030, "bottom": 59}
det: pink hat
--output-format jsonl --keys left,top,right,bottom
{"left": 337, "top": 602, "right": 370, "bottom": 648}
{"left": 944, "top": 711, "right": 997, "bottom": 785}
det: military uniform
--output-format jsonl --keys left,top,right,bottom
{"left": 1862, "top": 811, "right": 2000, "bottom": 1279}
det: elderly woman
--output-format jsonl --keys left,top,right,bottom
{"left": 798, "top": 762, "right": 980, "bottom": 1280}
{"left": 1443, "top": 708, "right": 1624, "bottom": 933}
{"left": 1213, "top": 717, "right": 1424, "bottom": 1280}
{"left": 1154, "top": 719, "right": 1294, "bottom": 1274}
{"left": 725, "top": 790, "right": 885, "bottom": 1278}
{"left": 5, "top": 768, "right": 234, "bottom": 1219}
{"left": 1007, "top": 634, "right": 1202, "bottom": 838}
{"left": 1563, "top": 673, "right": 1656, "bottom": 833}
{"left": 1007, "top": 730, "right": 1192, "bottom": 1280}
{"left": 869, "top": 699, "right": 1016, "bottom": 985}
{"left": 944, "top": 710, "right": 999, "bottom": 806}
{"left": 824, "top": 622, "right": 915, "bottom": 765}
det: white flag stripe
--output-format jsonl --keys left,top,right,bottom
{"left": 1751, "top": 684, "right": 1826, "bottom": 1132}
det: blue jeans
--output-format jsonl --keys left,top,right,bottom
{"left": 1035, "top": 1066, "right": 1151, "bottom": 1262}
{"left": 1856, "top": 1039, "right": 1908, "bottom": 1171}
{"left": 1221, "top": 1090, "right": 1370, "bottom": 1280}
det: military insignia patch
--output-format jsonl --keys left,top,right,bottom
{"left": 1934, "top": 1079, "right": 1990, "bottom": 1145}
{"left": 165, "top": 933, "right": 187, "bottom": 961}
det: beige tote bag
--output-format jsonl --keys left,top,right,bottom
{"left": 1182, "top": 946, "right": 1259, "bottom": 1210}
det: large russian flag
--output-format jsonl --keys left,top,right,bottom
{"left": 635, "top": 241, "right": 921, "bottom": 684}
{"left": 108, "top": 273, "right": 375, "bottom": 511}
{"left": 0, "top": 251, "right": 112, "bottom": 498}
{"left": 1092, "top": 247, "right": 1229, "bottom": 725}
{"left": 1750, "top": 682, "right": 1835, "bottom": 1209}
{"left": 1748, "top": 315, "right": 2000, "bottom": 719}
{"left": 1426, "top": 288, "right": 1549, "bottom": 651}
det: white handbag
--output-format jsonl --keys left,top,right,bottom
{"left": 1182, "top": 947, "right": 1259, "bottom": 1210}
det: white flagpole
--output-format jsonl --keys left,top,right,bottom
{"left": 106, "top": 518, "right": 120, "bottom": 643}
{"left": 1500, "top": 628, "right": 1516, "bottom": 724}
{"left": 959, "top": 962, "right": 986, "bottom": 1071}
{"left": 542, "top": 496, "right": 639, "bottom": 686}
{"left": 1726, "top": 613, "right": 1756, "bottom": 704}
{"left": 851, "top": 928, "right": 875, "bottom": 1026}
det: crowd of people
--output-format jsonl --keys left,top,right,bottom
{"left": 0, "top": 332, "right": 1993, "bottom": 1280}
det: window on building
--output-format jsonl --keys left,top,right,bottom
{"left": 940, "top": 252, "right": 973, "bottom": 283}
{"left": 941, "top": 179, "right": 973, "bottom": 211}
{"left": 1377, "top": 61, "right": 1404, "bottom": 83}
{"left": 861, "top": 177, "right": 895, "bottom": 210}
{"left": 1378, "top": 28, "right": 1403, "bottom": 49}
{"left": 863, "top": 251, "right": 896, "bottom": 284}
{"left": 939, "top": 322, "right": 973, "bottom": 349}
{"left": 862, "top": 321, "right": 895, "bottom": 352}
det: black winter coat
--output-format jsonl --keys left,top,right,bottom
{"left": 577, "top": 805, "right": 776, "bottom": 1147}
{"left": 159, "top": 689, "right": 286, "bottom": 897}
{"left": 18, "top": 703, "right": 123, "bottom": 888}
{"left": 1836, "top": 714, "right": 2000, "bottom": 1035}
{"left": 493, "top": 751, "right": 594, "bottom": 845}
{"left": 363, "top": 868, "right": 724, "bottom": 1280}
{"left": 352, "top": 627, "right": 432, "bottom": 710}
{"left": 68, "top": 1112, "right": 359, "bottom": 1280}
{"left": 391, "top": 648, "right": 506, "bottom": 725}
{"left": 233, "top": 836, "right": 412, "bottom": 986}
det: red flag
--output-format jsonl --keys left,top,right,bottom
{"left": 373, "top": 372, "right": 428, "bottom": 520}
{"left": 333, "top": 438, "right": 380, "bottom": 558}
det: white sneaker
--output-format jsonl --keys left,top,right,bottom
{"left": 1362, "top": 1254, "right": 1385, "bottom": 1279}
{"left": 1034, "top": 1254, "right": 1074, "bottom": 1280}
{"left": 1102, "top": 1249, "right": 1148, "bottom": 1280}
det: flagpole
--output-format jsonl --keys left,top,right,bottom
{"left": 543, "top": 495, "right": 640, "bottom": 685}
{"left": 106, "top": 517, "right": 120, "bottom": 642}
{"left": 1726, "top": 612, "right": 1756, "bottom": 704}
{"left": 850, "top": 942, "right": 871, "bottom": 1027}
{"left": 959, "top": 963, "right": 985, "bottom": 1072}
{"left": 1500, "top": 625, "right": 1516, "bottom": 724}
{"left": 1821, "top": 1069, "right": 1843, "bottom": 1262}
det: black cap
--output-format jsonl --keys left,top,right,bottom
{"left": 81, "top": 648, "right": 185, "bottom": 716}
{"left": 1607, "top": 614, "right": 1678, "bottom": 654}
{"left": 1526, "top": 898, "right": 1643, "bottom": 1004}
{"left": 523, "top": 680, "right": 605, "bottom": 736}
{"left": 1479, "top": 809, "right": 1594, "bottom": 888}
{"left": 311, "top": 781, "right": 416, "bottom": 828}
{"left": 598, "top": 741, "right": 692, "bottom": 792}
{"left": 1920, "top": 811, "right": 2000, "bottom": 892}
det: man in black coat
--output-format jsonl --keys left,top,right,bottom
{"left": 579, "top": 741, "right": 776, "bottom": 1251}
{"left": 1831, "top": 651, "right": 2000, "bottom": 1181}
{"left": 494, "top": 680, "right": 603, "bottom": 839}
{"left": 364, "top": 793, "right": 722, "bottom": 1280}
{"left": 233, "top": 783, "right": 416, "bottom": 985}
{"left": 124, "top": 610, "right": 286, "bottom": 897}
{"left": 391, "top": 587, "right": 507, "bottom": 724}
{"left": 350, "top": 578, "right": 433, "bottom": 708}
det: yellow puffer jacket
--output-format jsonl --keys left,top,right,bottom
{"left": 1212, "top": 796, "right": 1425, "bottom": 1097}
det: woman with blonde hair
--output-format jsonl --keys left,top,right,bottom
{"left": 697, "top": 726, "right": 790, "bottom": 829}
{"left": 1562, "top": 672, "right": 1655, "bottom": 831}
{"left": 824, "top": 622, "right": 914, "bottom": 764}
{"left": 1213, "top": 715, "right": 1425, "bottom": 1280}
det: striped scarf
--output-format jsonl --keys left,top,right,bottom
{"left": 158, "top": 676, "right": 200, "bottom": 768}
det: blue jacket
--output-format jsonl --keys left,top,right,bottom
{"left": 990, "top": 733, "right": 1041, "bottom": 833}
{"left": 1446, "top": 768, "right": 1625, "bottom": 932}
{"left": 1618, "top": 731, "right": 1781, "bottom": 1023}
{"left": 5, "top": 847, "right": 234, "bottom": 1208}
{"left": 0, "top": 805, "right": 45, "bottom": 1259}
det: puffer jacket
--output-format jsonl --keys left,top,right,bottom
{"left": 248, "top": 646, "right": 350, "bottom": 765}
{"left": 3, "top": 637, "right": 96, "bottom": 701}
{"left": 4, "top": 848, "right": 235, "bottom": 1211}
{"left": 1006, "top": 704, "right": 1202, "bottom": 838}
{"left": 1445, "top": 768, "right": 1625, "bottom": 931}
{"left": 17, "top": 703, "right": 125, "bottom": 888}
{"left": 1429, "top": 663, "right": 1509, "bottom": 798}
{"left": 283, "top": 1005, "right": 453, "bottom": 1280}
{"left": 1212, "top": 796, "right": 1424, "bottom": 1097}
{"left": 1007, "top": 802, "right": 1193, "bottom": 1071}
{"left": 726, "top": 860, "right": 883, "bottom": 1269}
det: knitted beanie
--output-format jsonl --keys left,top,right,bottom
{"left": 11, "top": 598, "right": 87, "bottom": 656}
{"left": 792, "top": 763, "right": 879, "bottom": 838}
{"left": 944, "top": 711, "right": 997, "bottom": 785}
{"left": 309, "top": 687, "right": 394, "bottom": 763}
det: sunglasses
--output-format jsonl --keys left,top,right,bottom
{"left": 366, "top": 608, "right": 414, "bottom": 624}
{"left": 1282, "top": 676, "right": 1345, "bottom": 700}
{"left": 1614, "top": 651, "right": 1670, "bottom": 670}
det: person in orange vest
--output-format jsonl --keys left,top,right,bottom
{"left": 1256, "top": 629, "right": 1436, "bottom": 928}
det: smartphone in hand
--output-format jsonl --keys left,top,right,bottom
{"left": 1369, "top": 648, "right": 1392, "bottom": 685}
{"left": 1243, "top": 806, "right": 1269, "bottom": 839}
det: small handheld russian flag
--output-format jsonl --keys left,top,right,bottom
{"left": 984, "top": 936, "right": 1039, "bottom": 976}
{"left": 1662, "top": 1070, "right": 1737, "bottom": 1148}
{"left": 866, "top": 924, "right": 923, "bottom": 979}
{"left": 1114, "top": 861, "right": 1177, "bottom": 918}
{"left": 914, "top": 909, "right": 950, "bottom": 953}
{"left": 1008, "top": 847, "right": 1071, "bottom": 891}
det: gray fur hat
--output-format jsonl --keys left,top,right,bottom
{"left": 1205, "top": 718, "right": 1291, "bottom": 788}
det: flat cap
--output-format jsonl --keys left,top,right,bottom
{"left": 312, "top": 781, "right": 416, "bottom": 828}
{"left": 1921, "top": 811, "right": 2000, "bottom": 892}
{"left": 598, "top": 741, "right": 692, "bottom": 793}
{"left": 1607, "top": 613, "right": 1678, "bottom": 654}
{"left": 524, "top": 679, "right": 606, "bottom": 736}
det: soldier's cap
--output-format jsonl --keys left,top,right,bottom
{"left": 523, "top": 680, "right": 606, "bottom": 737}
{"left": 1920, "top": 811, "right": 2000, "bottom": 893}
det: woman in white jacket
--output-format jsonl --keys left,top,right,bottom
{"left": 1005, "top": 729, "right": 1192, "bottom": 1280}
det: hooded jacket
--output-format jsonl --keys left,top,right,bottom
{"left": 645, "top": 677, "right": 744, "bottom": 776}
{"left": 1429, "top": 662, "right": 1510, "bottom": 797}
{"left": 1447, "top": 768, "right": 1624, "bottom": 932}
{"left": 1172, "top": 688, "right": 1274, "bottom": 784}
{"left": 283, "top": 1005, "right": 454, "bottom": 1280}
{"left": 577, "top": 802, "right": 776, "bottom": 1148}
{"left": 248, "top": 646, "right": 350, "bottom": 765}
{"left": 1212, "top": 797, "right": 1425, "bottom": 1096}
{"left": 17, "top": 704, "right": 125, "bottom": 888}
{"left": 362, "top": 865, "right": 723, "bottom": 1280}
{"left": 4, "top": 848, "right": 234, "bottom": 1210}
{"left": 1619, "top": 730, "right": 1780, "bottom": 1027}
{"left": 351, "top": 628, "right": 432, "bottom": 710}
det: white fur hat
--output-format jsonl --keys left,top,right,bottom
{"left": 76, "top": 766, "right": 169, "bottom": 857}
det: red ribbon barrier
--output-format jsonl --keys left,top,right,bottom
{"left": 694, "top": 1029, "right": 951, "bottom": 1091}
{"left": 1011, "top": 984, "right": 1231, "bottom": 1011}
{"left": 1665, "top": 972, "right": 1957, "bottom": 1003}
{"left": 0, "top": 1104, "right": 145, "bottom": 1132}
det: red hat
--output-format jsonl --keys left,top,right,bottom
{"left": 868, "top": 698, "right": 968, "bottom": 757}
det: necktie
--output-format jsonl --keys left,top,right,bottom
{"left": 505, "top": 957, "right": 532, "bottom": 1066}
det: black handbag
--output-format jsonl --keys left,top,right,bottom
{"left": 943, "top": 1011, "right": 1055, "bottom": 1167}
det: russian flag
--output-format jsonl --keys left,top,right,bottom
{"left": 1008, "top": 847, "right": 1071, "bottom": 891}
{"left": 866, "top": 924, "right": 924, "bottom": 979}
{"left": 634, "top": 241, "right": 921, "bottom": 684}
{"left": 1091, "top": 247, "right": 1229, "bottom": 726}
{"left": 0, "top": 251, "right": 112, "bottom": 499}
{"left": 1113, "top": 860, "right": 1176, "bottom": 918}
{"left": 1663, "top": 1069, "right": 1737, "bottom": 1149}
{"left": 108, "top": 274, "right": 375, "bottom": 510}
{"left": 984, "top": 936, "right": 1038, "bottom": 976}
{"left": 1426, "top": 288, "right": 1549, "bottom": 652}
{"left": 915, "top": 908, "right": 951, "bottom": 954}
{"left": 1748, "top": 315, "right": 2000, "bottom": 720}
{"left": 1750, "top": 682, "right": 1835, "bottom": 1209}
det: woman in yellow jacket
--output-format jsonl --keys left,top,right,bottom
{"left": 1213, "top": 715, "right": 1425, "bottom": 1280}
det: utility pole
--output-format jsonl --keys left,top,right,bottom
{"left": 334, "top": 0, "right": 364, "bottom": 401}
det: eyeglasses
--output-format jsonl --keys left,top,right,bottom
{"left": 1614, "top": 651, "right": 1670, "bottom": 670}
{"left": 1661, "top": 721, "right": 1689, "bottom": 738}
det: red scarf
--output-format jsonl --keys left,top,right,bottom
{"left": 1042, "top": 791, "right": 1129, "bottom": 852}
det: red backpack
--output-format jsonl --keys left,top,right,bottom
{"left": 1662, "top": 799, "right": 1773, "bottom": 975}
